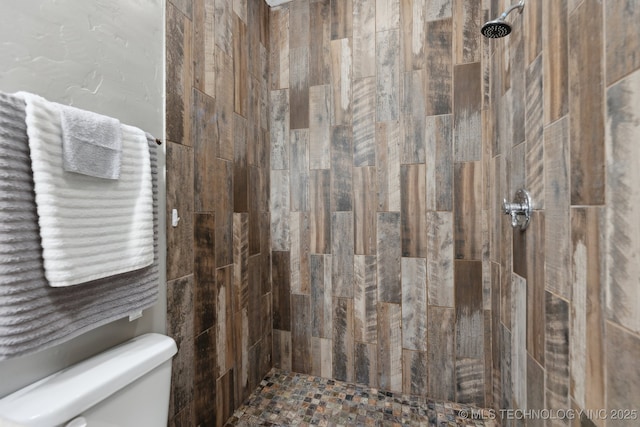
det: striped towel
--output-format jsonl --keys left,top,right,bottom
{"left": 18, "top": 92, "right": 154, "bottom": 287}
{"left": 0, "top": 92, "right": 159, "bottom": 359}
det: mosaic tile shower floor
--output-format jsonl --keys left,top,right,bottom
{"left": 225, "top": 369, "right": 497, "bottom": 426}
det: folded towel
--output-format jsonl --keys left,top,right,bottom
{"left": 0, "top": 92, "right": 159, "bottom": 359}
{"left": 60, "top": 104, "right": 122, "bottom": 179}
{"left": 17, "top": 92, "right": 154, "bottom": 287}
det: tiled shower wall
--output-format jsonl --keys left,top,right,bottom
{"left": 269, "top": 0, "right": 489, "bottom": 406}
{"left": 486, "top": 0, "right": 640, "bottom": 425}
{"left": 165, "top": 0, "right": 272, "bottom": 425}
{"left": 163, "top": 0, "right": 640, "bottom": 424}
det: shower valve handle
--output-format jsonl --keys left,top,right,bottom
{"left": 502, "top": 189, "right": 532, "bottom": 231}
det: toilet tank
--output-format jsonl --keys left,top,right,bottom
{"left": 0, "top": 333, "right": 177, "bottom": 427}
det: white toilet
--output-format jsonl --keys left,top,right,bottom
{"left": 0, "top": 333, "right": 177, "bottom": 427}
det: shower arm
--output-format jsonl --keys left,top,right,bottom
{"left": 498, "top": 0, "right": 525, "bottom": 21}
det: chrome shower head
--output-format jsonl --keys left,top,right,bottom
{"left": 481, "top": 19, "right": 512, "bottom": 38}
{"left": 481, "top": 0, "right": 524, "bottom": 38}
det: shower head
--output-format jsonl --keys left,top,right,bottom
{"left": 481, "top": 20, "right": 512, "bottom": 38}
{"left": 481, "top": 0, "right": 525, "bottom": 38}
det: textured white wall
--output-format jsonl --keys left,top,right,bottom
{"left": 0, "top": 0, "right": 165, "bottom": 397}
{"left": 0, "top": 0, "right": 164, "bottom": 135}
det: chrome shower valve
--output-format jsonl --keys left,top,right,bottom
{"left": 503, "top": 189, "right": 532, "bottom": 231}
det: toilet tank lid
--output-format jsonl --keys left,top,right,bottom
{"left": 0, "top": 333, "right": 177, "bottom": 427}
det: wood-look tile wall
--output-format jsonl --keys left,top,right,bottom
{"left": 487, "top": 0, "right": 640, "bottom": 423}
{"left": 269, "top": 0, "right": 488, "bottom": 405}
{"left": 165, "top": 0, "right": 272, "bottom": 425}
{"left": 163, "top": 0, "right": 640, "bottom": 422}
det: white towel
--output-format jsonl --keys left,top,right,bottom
{"left": 18, "top": 92, "right": 154, "bottom": 287}
{"left": 60, "top": 104, "right": 123, "bottom": 180}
